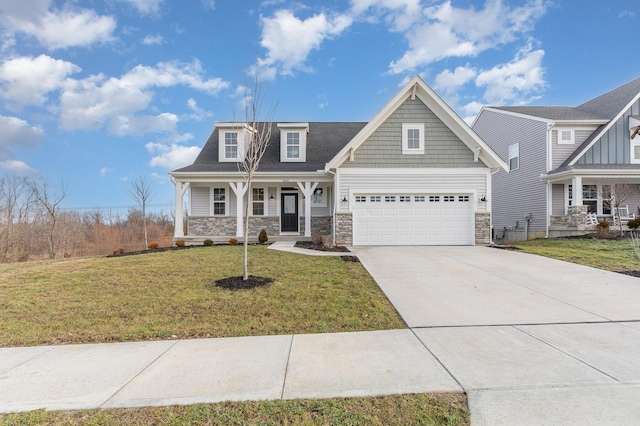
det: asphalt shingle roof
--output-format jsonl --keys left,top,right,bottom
{"left": 172, "top": 122, "right": 367, "bottom": 173}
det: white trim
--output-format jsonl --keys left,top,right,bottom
{"left": 347, "top": 188, "right": 478, "bottom": 213}
{"left": 508, "top": 143, "right": 519, "bottom": 171}
{"left": 473, "top": 107, "right": 555, "bottom": 126}
{"left": 402, "top": 123, "right": 425, "bottom": 154}
{"left": 279, "top": 127, "right": 308, "bottom": 162}
{"left": 211, "top": 186, "right": 228, "bottom": 216}
{"left": 337, "top": 167, "right": 491, "bottom": 175}
{"left": 569, "top": 91, "right": 640, "bottom": 166}
{"left": 542, "top": 168, "right": 640, "bottom": 181}
{"left": 557, "top": 128, "right": 575, "bottom": 144}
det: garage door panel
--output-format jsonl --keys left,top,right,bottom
{"left": 353, "top": 193, "right": 473, "bottom": 246}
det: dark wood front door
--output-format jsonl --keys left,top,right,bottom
{"left": 281, "top": 193, "right": 298, "bottom": 232}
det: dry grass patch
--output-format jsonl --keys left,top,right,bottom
{"left": 515, "top": 237, "right": 640, "bottom": 272}
{"left": 0, "top": 393, "right": 469, "bottom": 425}
{"left": 0, "top": 245, "right": 405, "bottom": 347}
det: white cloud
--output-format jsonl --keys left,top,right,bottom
{"left": 351, "top": 0, "right": 421, "bottom": 31}
{"left": 434, "top": 65, "right": 477, "bottom": 95}
{"left": 0, "top": 115, "right": 45, "bottom": 154}
{"left": 0, "top": 160, "right": 38, "bottom": 175}
{"left": 186, "top": 98, "right": 213, "bottom": 121}
{"left": 460, "top": 101, "right": 484, "bottom": 123}
{"left": 100, "top": 167, "right": 114, "bottom": 177}
{"left": 256, "top": 9, "right": 353, "bottom": 77}
{"left": 373, "top": 0, "right": 550, "bottom": 74}
{"left": 0, "top": 54, "right": 80, "bottom": 108}
{"left": 120, "top": 0, "right": 164, "bottom": 15}
{"left": 146, "top": 142, "right": 202, "bottom": 169}
{"left": 201, "top": 0, "right": 215, "bottom": 10}
{"left": 475, "top": 44, "right": 546, "bottom": 104}
{"left": 142, "top": 34, "right": 164, "bottom": 45}
{"left": 0, "top": 1, "right": 116, "bottom": 49}
{"left": 58, "top": 61, "right": 228, "bottom": 134}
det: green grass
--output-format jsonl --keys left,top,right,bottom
{"left": 0, "top": 393, "right": 469, "bottom": 425}
{"left": 0, "top": 245, "right": 405, "bottom": 347}
{"left": 515, "top": 237, "right": 640, "bottom": 272}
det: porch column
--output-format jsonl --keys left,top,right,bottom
{"left": 230, "top": 181, "right": 248, "bottom": 238}
{"left": 297, "top": 181, "right": 319, "bottom": 237}
{"left": 573, "top": 176, "right": 583, "bottom": 206}
{"left": 172, "top": 180, "right": 190, "bottom": 238}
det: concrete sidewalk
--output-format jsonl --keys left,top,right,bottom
{"left": 0, "top": 329, "right": 460, "bottom": 413}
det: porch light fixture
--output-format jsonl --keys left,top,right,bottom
{"left": 480, "top": 195, "right": 487, "bottom": 202}
{"left": 341, "top": 196, "right": 348, "bottom": 203}
{"left": 269, "top": 194, "right": 274, "bottom": 199}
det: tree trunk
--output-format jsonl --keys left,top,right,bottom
{"left": 243, "top": 178, "right": 252, "bottom": 281}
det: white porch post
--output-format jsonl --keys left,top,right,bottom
{"left": 172, "top": 180, "right": 190, "bottom": 238}
{"left": 573, "top": 176, "right": 583, "bottom": 206}
{"left": 229, "top": 181, "right": 248, "bottom": 238}
{"left": 297, "top": 181, "right": 319, "bottom": 237}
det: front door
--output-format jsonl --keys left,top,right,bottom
{"left": 281, "top": 193, "right": 298, "bottom": 232}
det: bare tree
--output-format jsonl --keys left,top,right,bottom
{"left": 28, "top": 177, "right": 68, "bottom": 259}
{"left": 129, "top": 176, "right": 155, "bottom": 249}
{"left": 0, "top": 175, "right": 32, "bottom": 262}
{"left": 599, "top": 182, "right": 639, "bottom": 236}
{"left": 238, "top": 77, "right": 276, "bottom": 280}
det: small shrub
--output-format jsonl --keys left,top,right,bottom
{"left": 175, "top": 239, "right": 186, "bottom": 247}
{"left": 229, "top": 238, "right": 238, "bottom": 245}
{"left": 595, "top": 220, "right": 610, "bottom": 239}
{"left": 312, "top": 233, "right": 323, "bottom": 245}
{"left": 113, "top": 247, "right": 125, "bottom": 255}
{"left": 258, "top": 229, "right": 268, "bottom": 243}
{"left": 148, "top": 242, "right": 159, "bottom": 249}
{"left": 203, "top": 239, "right": 214, "bottom": 246}
{"left": 321, "top": 234, "right": 334, "bottom": 248}
{"left": 627, "top": 218, "right": 640, "bottom": 230}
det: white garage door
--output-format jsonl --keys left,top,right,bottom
{"left": 353, "top": 194, "right": 473, "bottom": 245}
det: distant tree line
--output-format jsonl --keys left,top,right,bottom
{"left": 0, "top": 174, "right": 174, "bottom": 263}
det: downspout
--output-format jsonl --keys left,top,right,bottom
{"left": 327, "top": 169, "right": 337, "bottom": 246}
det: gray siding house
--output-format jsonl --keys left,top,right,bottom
{"left": 473, "top": 77, "right": 640, "bottom": 240}
{"left": 170, "top": 76, "right": 506, "bottom": 246}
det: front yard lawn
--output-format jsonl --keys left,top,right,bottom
{"left": 515, "top": 237, "right": 640, "bottom": 272}
{"left": 0, "top": 245, "right": 405, "bottom": 347}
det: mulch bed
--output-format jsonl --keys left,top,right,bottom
{"left": 616, "top": 270, "right": 640, "bottom": 278}
{"left": 294, "top": 241, "right": 351, "bottom": 252}
{"left": 213, "top": 275, "right": 274, "bottom": 290}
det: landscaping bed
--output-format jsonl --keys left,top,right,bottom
{"left": 295, "top": 241, "right": 351, "bottom": 252}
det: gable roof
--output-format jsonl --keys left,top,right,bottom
{"left": 171, "top": 122, "right": 366, "bottom": 174}
{"left": 325, "top": 75, "right": 507, "bottom": 171}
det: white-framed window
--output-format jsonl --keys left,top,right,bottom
{"left": 429, "top": 195, "right": 440, "bottom": 202}
{"left": 355, "top": 195, "right": 367, "bottom": 203}
{"left": 213, "top": 188, "right": 225, "bottom": 215}
{"left": 399, "top": 195, "right": 411, "bottom": 202}
{"left": 278, "top": 123, "right": 308, "bottom": 162}
{"left": 286, "top": 132, "right": 300, "bottom": 159}
{"left": 632, "top": 133, "right": 640, "bottom": 164}
{"left": 558, "top": 129, "right": 574, "bottom": 144}
{"left": 508, "top": 143, "right": 519, "bottom": 171}
{"left": 458, "top": 195, "right": 470, "bottom": 202}
{"left": 252, "top": 188, "right": 265, "bottom": 216}
{"left": 402, "top": 123, "right": 425, "bottom": 154}
{"left": 385, "top": 195, "right": 396, "bottom": 202}
{"left": 567, "top": 184, "right": 612, "bottom": 215}
{"left": 414, "top": 195, "right": 425, "bottom": 202}
{"left": 370, "top": 195, "right": 381, "bottom": 202}
{"left": 224, "top": 132, "right": 238, "bottom": 159}
{"left": 444, "top": 195, "right": 455, "bottom": 202}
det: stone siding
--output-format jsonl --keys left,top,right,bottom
{"left": 335, "top": 213, "right": 353, "bottom": 245}
{"left": 475, "top": 212, "right": 491, "bottom": 245}
{"left": 568, "top": 205, "right": 588, "bottom": 227}
{"left": 188, "top": 216, "right": 279, "bottom": 237}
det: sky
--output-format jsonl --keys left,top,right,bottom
{"left": 1, "top": 0, "right": 639, "bottom": 213}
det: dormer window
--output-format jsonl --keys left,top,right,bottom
{"left": 286, "top": 132, "right": 300, "bottom": 158}
{"left": 278, "top": 123, "right": 308, "bottom": 162}
{"left": 224, "top": 132, "right": 238, "bottom": 159}
{"left": 216, "top": 123, "right": 252, "bottom": 162}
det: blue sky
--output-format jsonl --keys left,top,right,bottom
{"left": 1, "top": 0, "right": 639, "bottom": 212}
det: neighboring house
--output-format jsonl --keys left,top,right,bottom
{"left": 473, "top": 77, "right": 640, "bottom": 240}
{"left": 170, "top": 75, "right": 506, "bottom": 246}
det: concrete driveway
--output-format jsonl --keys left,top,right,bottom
{"left": 352, "top": 246, "right": 640, "bottom": 426}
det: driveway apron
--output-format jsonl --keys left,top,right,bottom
{"left": 352, "top": 245, "right": 640, "bottom": 426}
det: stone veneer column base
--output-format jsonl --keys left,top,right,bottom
{"left": 475, "top": 212, "right": 491, "bottom": 245}
{"left": 335, "top": 213, "right": 353, "bottom": 246}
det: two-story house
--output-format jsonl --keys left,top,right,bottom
{"left": 170, "top": 75, "right": 506, "bottom": 246}
{"left": 473, "top": 77, "right": 640, "bottom": 240}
